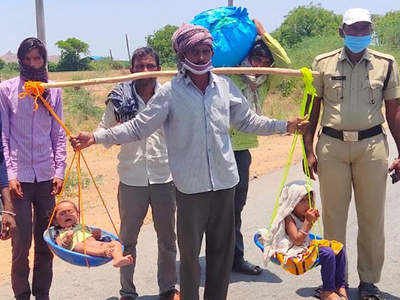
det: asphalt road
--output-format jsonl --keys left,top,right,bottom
{"left": 1, "top": 134, "right": 400, "bottom": 299}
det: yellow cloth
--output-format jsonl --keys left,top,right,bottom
{"left": 59, "top": 224, "right": 92, "bottom": 251}
{"left": 274, "top": 239, "right": 343, "bottom": 276}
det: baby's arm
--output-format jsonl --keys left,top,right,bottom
{"left": 91, "top": 228, "right": 102, "bottom": 241}
{"left": 284, "top": 216, "right": 313, "bottom": 246}
{"left": 56, "top": 230, "right": 74, "bottom": 249}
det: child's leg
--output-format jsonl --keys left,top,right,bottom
{"left": 319, "top": 246, "right": 337, "bottom": 290}
{"left": 335, "top": 248, "right": 347, "bottom": 297}
{"left": 73, "top": 239, "right": 133, "bottom": 267}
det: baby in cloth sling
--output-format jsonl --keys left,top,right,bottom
{"left": 258, "top": 181, "right": 348, "bottom": 300}
{"left": 53, "top": 200, "right": 133, "bottom": 268}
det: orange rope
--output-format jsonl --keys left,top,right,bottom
{"left": 81, "top": 152, "right": 120, "bottom": 239}
{"left": 19, "top": 81, "right": 72, "bottom": 136}
{"left": 20, "top": 81, "right": 120, "bottom": 251}
{"left": 47, "top": 151, "right": 77, "bottom": 229}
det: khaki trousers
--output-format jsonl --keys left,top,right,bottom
{"left": 117, "top": 181, "right": 177, "bottom": 297}
{"left": 316, "top": 133, "right": 388, "bottom": 283}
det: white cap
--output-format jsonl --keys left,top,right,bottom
{"left": 343, "top": 8, "right": 372, "bottom": 25}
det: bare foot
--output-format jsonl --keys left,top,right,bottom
{"left": 321, "top": 291, "right": 341, "bottom": 300}
{"left": 113, "top": 255, "right": 134, "bottom": 268}
{"left": 336, "top": 287, "right": 347, "bottom": 299}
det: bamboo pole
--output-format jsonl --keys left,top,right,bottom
{"left": 42, "top": 67, "right": 320, "bottom": 89}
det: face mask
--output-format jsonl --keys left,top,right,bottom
{"left": 344, "top": 34, "right": 371, "bottom": 54}
{"left": 182, "top": 57, "right": 213, "bottom": 75}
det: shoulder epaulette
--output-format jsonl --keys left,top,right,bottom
{"left": 314, "top": 48, "right": 342, "bottom": 62}
{"left": 368, "top": 49, "right": 395, "bottom": 62}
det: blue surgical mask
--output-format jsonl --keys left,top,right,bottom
{"left": 344, "top": 34, "right": 372, "bottom": 54}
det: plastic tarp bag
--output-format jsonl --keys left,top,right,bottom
{"left": 191, "top": 6, "right": 257, "bottom": 67}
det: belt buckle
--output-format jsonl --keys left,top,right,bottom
{"left": 343, "top": 131, "right": 358, "bottom": 142}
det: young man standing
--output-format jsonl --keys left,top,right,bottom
{"left": 99, "top": 47, "right": 179, "bottom": 300}
{"left": 0, "top": 37, "right": 66, "bottom": 300}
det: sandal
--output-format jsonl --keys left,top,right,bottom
{"left": 232, "top": 260, "right": 263, "bottom": 275}
{"left": 358, "top": 282, "right": 385, "bottom": 300}
{"left": 336, "top": 291, "right": 348, "bottom": 300}
{"left": 314, "top": 287, "right": 322, "bottom": 299}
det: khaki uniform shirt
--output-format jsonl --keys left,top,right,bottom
{"left": 312, "top": 48, "right": 400, "bottom": 131}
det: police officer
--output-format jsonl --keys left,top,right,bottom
{"left": 303, "top": 8, "right": 400, "bottom": 300}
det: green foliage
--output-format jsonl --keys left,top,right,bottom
{"left": 56, "top": 38, "right": 89, "bottom": 55}
{"left": 0, "top": 59, "right": 5, "bottom": 70}
{"left": 48, "top": 61, "right": 58, "bottom": 72}
{"left": 0, "top": 62, "right": 19, "bottom": 80}
{"left": 63, "top": 170, "right": 104, "bottom": 198}
{"left": 55, "top": 38, "right": 91, "bottom": 71}
{"left": 146, "top": 24, "right": 179, "bottom": 66}
{"left": 6, "top": 62, "right": 19, "bottom": 72}
{"left": 374, "top": 11, "right": 400, "bottom": 50}
{"left": 277, "top": 79, "right": 296, "bottom": 97}
{"left": 90, "top": 59, "right": 129, "bottom": 72}
{"left": 63, "top": 87, "right": 102, "bottom": 124}
{"left": 286, "top": 34, "right": 343, "bottom": 69}
{"left": 273, "top": 4, "right": 341, "bottom": 48}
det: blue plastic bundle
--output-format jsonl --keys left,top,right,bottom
{"left": 191, "top": 6, "right": 257, "bottom": 67}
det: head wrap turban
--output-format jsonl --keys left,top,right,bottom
{"left": 17, "top": 37, "right": 48, "bottom": 83}
{"left": 171, "top": 23, "right": 213, "bottom": 57}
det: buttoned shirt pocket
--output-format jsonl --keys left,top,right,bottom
{"left": 361, "top": 78, "right": 383, "bottom": 106}
{"left": 208, "top": 94, "right": 230, "bottom": 134}
{"left": 324, "top": 76, "right": 344, "bottom": 104}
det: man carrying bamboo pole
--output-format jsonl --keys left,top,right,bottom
{"left": 229, "top": 19, "right": 292, "bottom": 276}
{"left": 71, "top": 23, "right": 309, "bottom": 300}
{"left": 0, "top": 37, "right": 66, "bottom": 300}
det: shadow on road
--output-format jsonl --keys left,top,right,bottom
{"left": 176, "top": 256, "right": 282, "bottom": 286}
{"left": 106, "top": 296, "right": 159, "bottom": 300}
{"left": 230, "top": 268, "right": 282, "bottom": 284}
{"left": 296, "top": 286, "right": 400, "bottom": 300}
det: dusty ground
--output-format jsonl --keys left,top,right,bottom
{"left": 0, "top": 69, "right": 304, "bottom": 284}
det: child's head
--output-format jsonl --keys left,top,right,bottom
{"left": 53, "top": 201, "right": 79, "bottom": 228}
{"left": 279, "top": 180, "right": 314, "bottom": 219}
{"left": 293, "top": 191, "right": 314, "bottom": 218}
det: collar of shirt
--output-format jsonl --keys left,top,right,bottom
{"left": 339, "top": 47, "right": 372, "bottom": 65}
{"left": 179, "top": 71, "right": 217, "bottom": 90}
{"left": 131, "top": 80, "right": 161, "bottom": 106}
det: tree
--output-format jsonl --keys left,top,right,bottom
{"left": 146, "top": 25, "right": 179, "bottom": 66}
{"left": 0, "top": 59, "right": 5, "bottom": 70}
{"left": 374, "top": 11, "right": 400, "bottom": 50}
{"left": 273, "top": 4, "right": 341, "bottom": 48}
{"left": 55, "top": 38, "right": 91, "bottom": 71}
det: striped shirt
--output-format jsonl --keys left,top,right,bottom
{"left": 0, "top": 77, "right": 66, "bottom": 182}
{"left": 94, "top": 72, "right": 287, "bottom": 194}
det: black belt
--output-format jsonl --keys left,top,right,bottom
{"left": 322, "top": 125, "right": 383, "bottom": 142}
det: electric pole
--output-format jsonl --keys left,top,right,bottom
{"left": 125, "top": 34, "right": 131, "bottom": 61}
{"left": 35, "top": 0, "right": 46, "bottom": 44}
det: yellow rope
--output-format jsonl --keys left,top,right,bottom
{"left": 268, "top": 68, "right": 322, "bottom": 238}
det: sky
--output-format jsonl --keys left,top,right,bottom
{"left": 1, "top": 0, "right": 399, "bottom": 60}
